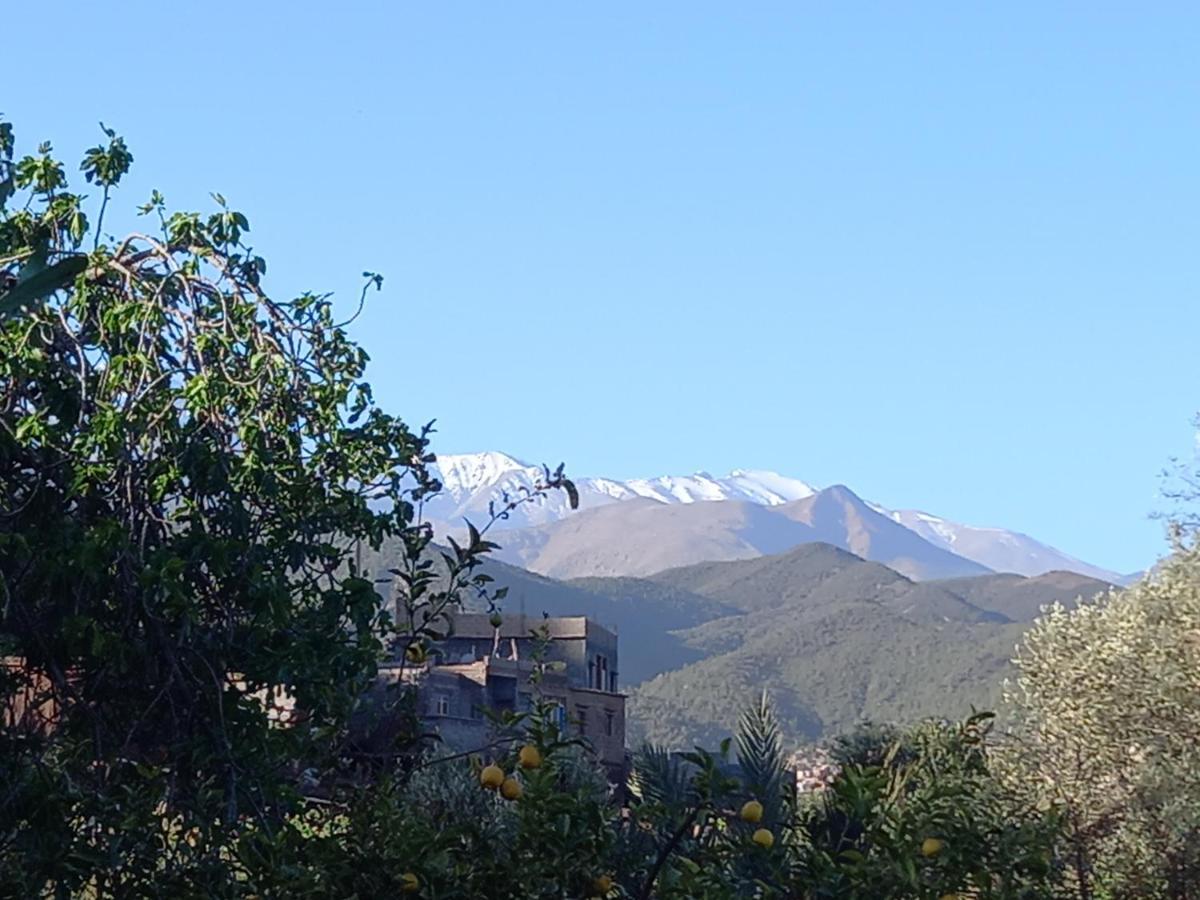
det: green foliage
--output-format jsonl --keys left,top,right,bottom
{"left": 801, "top": 714, "right": 1063, "bottom": 899}
{"left": 247, "top": 704, "right": 1064, "bottom": 899}
{"left": 265, "top": 708, "right": 619, "bottom": 899}
{"left": 0, "top": 117, "right": 575, "bottom": 897}
{"left": 1002, "top": 543, "right": 1200, "bottom": 897}
{"left": 736, "top": 691, "right": 790, "bottom": 829}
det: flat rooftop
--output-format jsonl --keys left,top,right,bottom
{"left": 438, "top": 613, "right": 614, "bottom": 641}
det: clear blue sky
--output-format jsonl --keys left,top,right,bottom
{"left": 6, "top": 3, "right": 1198, "bottom": 573}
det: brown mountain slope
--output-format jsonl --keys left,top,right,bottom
{"left": 491, "top": 497, "right": 821, "bottom": 578}
{"left": 774, "top": 486, "right": 992, "bottom": 580}
{"left": 490, "top": 486, "right": 991, "bottom": 581}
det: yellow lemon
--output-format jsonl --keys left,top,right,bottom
{"left": 752, "top": 828, "right": 774, "bottom": 849}
{"left": 518, "top": 744, "right": 543, "bottom": 769}
{"left": 921, "top": 837, "right": 945, "bottom": 857}
{"left": 500, "top": 776, "right": 523, "bottom": 800}
{"left": 740, "top": 800, "right": 764, "bottom": 823}
{"left": 401, "top": 871, "right": 420, "bottom": 893}
{"left": 480, "top": 764, "right": 505, "bottom": 790}
{"left": 593, "top": 873, "right": 614, "bottom": 895}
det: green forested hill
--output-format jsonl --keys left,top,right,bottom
{"left": 628, "top": 608, "right": 1028, "bottom": 748}
{"left": 931, "top": 570, "right": 1114, "bottom": 620}
{"left": 589, "top": 545, "right": 1113, "bottom": 749}
{"left": 364, "top": 535, "right": 1114, "bottom": 749}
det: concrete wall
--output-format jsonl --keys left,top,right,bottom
{"left": 567, "top": 686, "right": 626, "bottom": 770}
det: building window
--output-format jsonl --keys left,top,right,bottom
{"left": 605, "top": 710, "right": 614, "bottom": 737}
{"left": 435, "top": 695, "right": 450, "bottom": 716}
{"left": 576, "top": 705, "right": 588, "bottom": 735}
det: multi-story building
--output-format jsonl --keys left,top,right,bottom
{"left": 385, "top": 614, "right": 627, "bottom": 779}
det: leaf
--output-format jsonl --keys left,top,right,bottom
{"left": 0, "top": 254, "right": 88, "bottom": 321}
{"left": 564, "top": 478, "right": 580, "bottom": 510}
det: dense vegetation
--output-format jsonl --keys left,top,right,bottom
{"left": 582, "top": 545, "right": 1111, "bottom": 748}
{"left": 3, "top": 121, "right": 1198, "bottom": 898}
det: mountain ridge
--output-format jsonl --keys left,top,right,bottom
{"left": 424, "top": 451, "right": 1130, "bottom": 583}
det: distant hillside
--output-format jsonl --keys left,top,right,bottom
{"left": 933, "top": 570, "right": 1115, "bottom": 621}
{"left": 608, "top": 545, "right": 1113, "bottom": 748}
{"left": 643, "top": 543, "right": 1000, "bottom": 623}
{"left": 629, "top": 611, "right": 1027, "bottom": 750}
{"left": 492, "top": 497, "right": 821, "bottom": 578}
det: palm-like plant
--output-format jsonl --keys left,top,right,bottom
{"left": 735, "top": 690, "right": 791, "bottom": 828}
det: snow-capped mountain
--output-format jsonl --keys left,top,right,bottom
{"left": 423, "top": 451, "right": 1125, "bottom": 583}
{"left": 423, "top": 452, "right": 817, "bottom": 531}
{"left": 487, "top": 484, "right": 992, "bottom": 581}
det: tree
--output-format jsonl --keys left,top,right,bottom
{"left": 0, "top": 118, "right": 571, "bottom": 895}
{"left": 1002, "top": 545, "right": 1200, "bottom": 898}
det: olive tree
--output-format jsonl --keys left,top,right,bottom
{"left": 1002, "top": 545, "right": 1200, "bottom": 898}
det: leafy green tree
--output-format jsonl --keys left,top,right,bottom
{"left": 0, "top": 118, "right": 571, "bottom": 896}
{"left": 1002, "top": 544, "right": 1200, "bottom": 898}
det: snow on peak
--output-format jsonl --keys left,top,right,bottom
{"left": 723, "top": 470, "right": 817, "bottom": 505}
{"left": 429, "top": 452, "right": 816, "bottom": 515}
{"left": 626, "top": 473, "right": 732, "bottom": 504}
{"left": 432, "top": 451, "right": 533, "bottom": 498}
{"left": 613, "top": 468, "right": 816, "bottom": 507}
